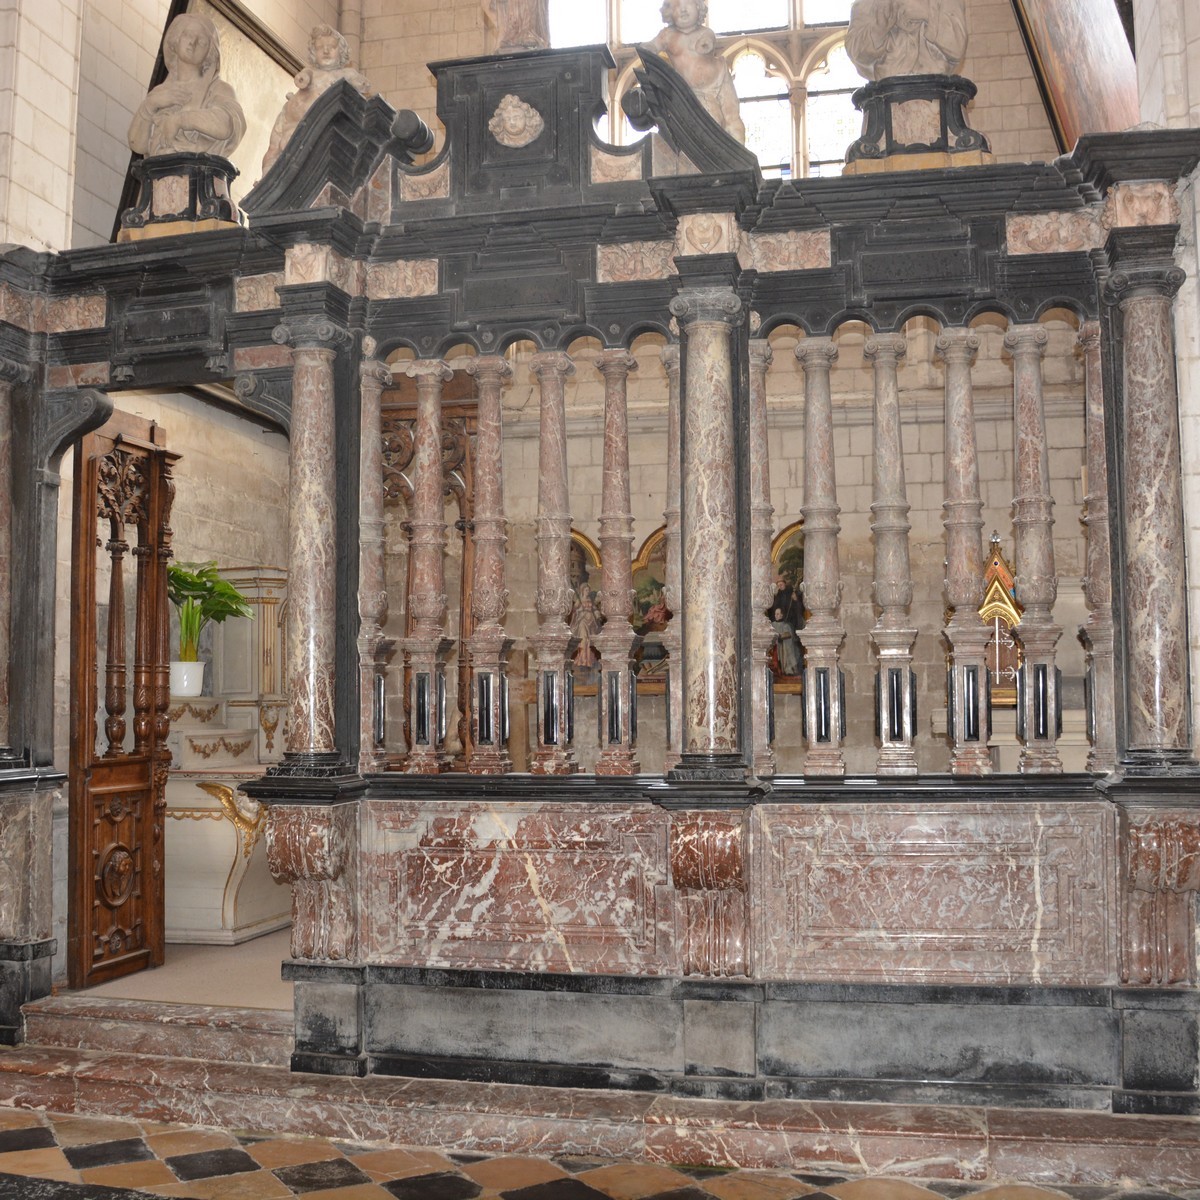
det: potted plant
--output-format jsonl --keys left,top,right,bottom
{"left": 167, "top": 561, "right": 254, "bottom": 697}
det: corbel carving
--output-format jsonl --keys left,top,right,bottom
{"left": 670, "top": 812, "right": 748, "bottom": 977}
{"left": 1120, "top": 810, "right": 1200, "bottom": 986}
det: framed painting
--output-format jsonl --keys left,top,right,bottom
{"left": 631, "top": 527, "right": 671, "bottom": 691}
{"left": 769, "top": 521, "right": 804, "bottom": 694}
{"left": 1011, "top": 0, "right": 1138, "bottom": 153}
{"left": 568, "top": 530, "right": 603, "bottom": 688}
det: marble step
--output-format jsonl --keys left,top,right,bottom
{"left": 3, "top": 1028, "right": 1200, "bottom": 1182}
{"left": 21, "top": 995, "right": 292, "bottom": 1068}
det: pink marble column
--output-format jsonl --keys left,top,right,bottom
{"left": 529, "top": 351, "right": 577, "bottom": 775}
{"left": 273, "top": 317, "right": 347, "bottom": 761}
{"left": 357, "top": 341, "right": 395, "bottom": 773}
{"left": 1111, "top": 267, "right": 1191, "bottom": 759}
{"left": 748, "top": 334, "right": 776, "bottom": 780}
{"left": 594, "top": 349, "right": 640, "bottom": 775}
{"left": 937, "top": 327, "right": 992, "bottom": 776}
{"left": 1077, "top": 321, "right": 1117, "bottom": 774}
{"left": 866, "top": 333, "right": 918, "bottom": 776}
{"left": 464, "top": 355, "right": 514, "bottom": 775}
{"left": 660, "top": 344, "right": 684, "bottom": 772}
{"left": 0, "top": 373, "right": 15, "bottom": 751}
{"left": 399, "top": 359, "right": 455, "bottom": 774}
{"left": 1005, "top": 324, "right": 1062, "bottom": 774}
{"left": 794, "top": 337, "right": 846, "bottom": 778}
{"left": 670, "top": 288, "right": 745, "bottom": 776}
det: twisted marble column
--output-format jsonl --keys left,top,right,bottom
{"left": 670, "top": 288, "right": 745, "bottom": 776}
{"left": 1077, "top": 321, "right": 1116, "bottom": 774}
{"left": 937, "top": 327, "right": 992, "bottom": 776}
{"left": 748, "top": 335, "right": 776, "bottom": 780}
{"left": 464, "top": 355, "right": 514, "bottom": 775}
{"left": 529, "top": 351, "right": 577, "bottom": 775}
{"left": 1110, "top": 267, "right": 1191, "bottom": 759}
{"left": 794, "top": 337, "right": 845, "bottom": 777}
{"left": 594, "top": 349, "right": 640, "bottom": 775}
{"left": 400, "top": 359, "right": 455, "bottom": 774}
{"left": 867, "top": 332, "right": 918, "bottom": 776}
{"left": 273, "top": 317, "right": 347, "bottom": 762}
{"left": 357, "top": 342, "right": 395, "bottom": 773}
{"left": 660, "top": 344, "right": 684, "bottom": 772}
{"left": 1006, "top": 324, "right": 1062, "bottom": 774}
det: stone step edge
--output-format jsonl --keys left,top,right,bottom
{"left": 1, "top": 1042, "right": 1200, "bottom": 1185}
{"left": 23, "top": 995, "right": 292, "bottom": 1035}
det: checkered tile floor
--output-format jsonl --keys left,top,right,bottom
{"left": 0, "top": 1108, "right": 1197, "bottom": 1200}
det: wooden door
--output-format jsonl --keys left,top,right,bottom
{"left": 68, "top": 413, "right": 177, "bottom": 989}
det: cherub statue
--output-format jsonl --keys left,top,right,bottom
{"left": 482, "top": 0, "right": 550, "bottom": 52}
{"left": 845, "top": 0, "right": 968, "bottom": 81}
{"left": 262, "top": 25, "right": 378, "bottom": 173}
{"left": 648, "top": 0, "right": 746, "bottom": 143}
{"left": 128, "top": 13, "right": 246, "bottom": 158}
{"left": 488, "top": 94, "right": 545, "bottom": 147}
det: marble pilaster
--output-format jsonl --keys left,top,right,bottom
{"left": 357, "top": 343, "right": 395, "bottom": 773}
{"left": 866, "top": 333, "right": 918, "bottom": 777}
{"left": 529, "top": 351, "right": 577, "bottom": 775}
{"left": 271, "top": 317, "right": 347, "bottom": 764}
{"left": 1005, "top": 324, "right": 1062, "bottom": 774}
{"left": 748, "top": 336, "right": 776, "bottom": 780}
{"left": 794, "top": 338, "right": 846, "bottom": 778}
{"left": 937, "top": 328, "right": 992, "bottom": 776}
{"left": 1077, "top": 321, "right": 1117, "bottom": 774}
{"left": 0, "top": 369, "right": 21, "bottom": 754}
{"left": 1109, "top": 266, "right": 1192, "bottom": 761}
{"left": 660, "top": 344, "right": 684, "bottom": 772}
{"left": 463, "top": 355, "right": 514, "bottom": 775}
{"left": 593, "top": 349, "right": 640, "bottom": 776}
{"left": 670, "top": 288, "right": 745, "bottom": 777}
{"left": 399, "top": 359, "right": 455, "bottom": 774}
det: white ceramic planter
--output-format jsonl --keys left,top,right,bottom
{"left": 170, "top": 660, "right": 205, "bottom": 697}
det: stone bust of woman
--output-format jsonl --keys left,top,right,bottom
{"left": 128, "top": 13, "right": 247, "bottom": 159}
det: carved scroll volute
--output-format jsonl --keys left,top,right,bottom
{"left": 670, "top": 812, "right": 748, "bottom": 978}
{"left": 1121, "top": 811, "right": 1200, "bottom": 987}
{"left": 266, "top": 804, "right": 357, "bottom": 961}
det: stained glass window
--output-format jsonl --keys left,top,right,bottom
{"left": 732, "top": 50, "right": 792, "bottom": 177}
{"left": 804, "top": 42, "right": 863, "bottom": 175}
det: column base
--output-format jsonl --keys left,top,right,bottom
{"left": 0, "top": 939, "right": 56, "bottom": 1046}
{"left": 530, "top": 753, "right": 578, "bottom": 776}
{"left": 243, "top": 755, "right": 366, "bottom": 804}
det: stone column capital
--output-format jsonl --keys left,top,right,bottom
{"left": 1107, "top": 265, "right": 1186, "bottom": 305}
{"left": 748, "top": 338, "right": 773, "bottom": 371}
{"left": 864, "top": 332, "right": 907, "bottom": 362}
{"left": 402, "top": 358, "right": 453, "bottom": 384}
{"left": 670, "top": 288, "right": 744, "bottom": 328}
{"left": 1003, "top": 324, "right": 1049, "bottom": 358}
{"left": 660, "top": 344, "right": 680, "bottom": 375}
{"left": 794, "top": 337, "right": 838, "bottom": 370}
{"left": 595, "top": 347, "right": 638, "bottom": 378}
{"left": 464, "top": 354, "right": 513, "bottom": 385}
{"left": 360, "top": 358, "right": 392, "bottom": 388}
{"left": 272, "top": 317, "right": 351, "bottom": 351}
{"left": 1076, "top": 319, "right": 1102, "bottom": 350}
{"left": 935, "top": 326, "right": 980, "bottom": 364}
{"left": 529, "top": 350, "right": 575, "bottom": 380}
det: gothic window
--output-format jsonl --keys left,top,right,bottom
{"left": 802, "top": 40, "right": 861, "bottom": 176}
{"left": 731, "top": 47, "right": 793, "bottom": 177}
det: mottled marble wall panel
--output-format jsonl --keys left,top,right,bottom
{"left": 756, "top": 803, "right": 1116, "bottom": 985}
{"left": 362, "top": 801, "right": 676, "bottom": 974}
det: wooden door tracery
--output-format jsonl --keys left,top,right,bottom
{"left": 68, "top": 413, "right": 177, "bottom": 989}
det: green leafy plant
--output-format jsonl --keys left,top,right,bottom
{"left": 166, "top": 561, "right": 254, "bottom": 662}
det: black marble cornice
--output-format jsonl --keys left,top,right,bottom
{"left": 764, "top": 773, "right": 1105, "bottom": 804}
{"left": 363, "top": 772, "right": 650, "bottom": 805}
{"left": 1072, "top": 127, "right": 1200, "bottom": 195}
{"left": 242, "top": 80, "right": 401, "bottom": 217}
{"left": 250, "top": 206, "right": 374, "bottom": 261}
{"left": 648, "top": 173, "right": 761, "bottom": 221}
{"left": 275, "top": 281, "right": 356, "bottom": 329}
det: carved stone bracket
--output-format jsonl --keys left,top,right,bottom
{"left": 669, "top": 811, "right": 748, "bottom": 977}
{"left": 265, "top": 803, "right": 358, "bottom": 962}
{"left": 1120, "top": 809, "right": 1200, "bottom": 987}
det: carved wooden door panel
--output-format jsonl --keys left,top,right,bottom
{"left": 68, "top": 413, "right": 177, "bottom": 989}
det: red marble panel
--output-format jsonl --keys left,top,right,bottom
{"left": 362, "top": 801, "right": 676, "bottom": 974}
{"left": 755, "top": 802, "right": 1116, "bottom": 984}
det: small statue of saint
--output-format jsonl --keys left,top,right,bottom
{"left": 262, "top": 25, "right": 378, "bottom": 173}
{"left": 128, "top": 13, "right": 246, "bottom": 159}
{"left": 845, "top": 0, "right": 968, "bottom": 81}
{"left": 648, "top": 0, "right": 745, "bottom": 143}
{"left": 482, "top": 0, "right": 550, "bottom": 52}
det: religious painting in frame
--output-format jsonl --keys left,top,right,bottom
{"left": 630, "top": 526, "right": 671, "bottom": 692}
{"left": 1011, "top": 0, "right": 1138, "bottom": 154}
{"left": 567, "top": 530, "right": 603, "bottom": 687}
{"left": 769, "top": 521, "right": 804, "bottom": 694}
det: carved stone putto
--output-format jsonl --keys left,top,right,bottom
{"left": 1006, "top": 210, "right": 1104, "bottom": 255}
{"left": 488, "top": 94, "right": 545, "bottom": 148}
{"left": 1103, "top": 181, "right": 1181, "bottom": 230}
{"left": 846, "top": 0, "right": 968, "bottom": 80}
